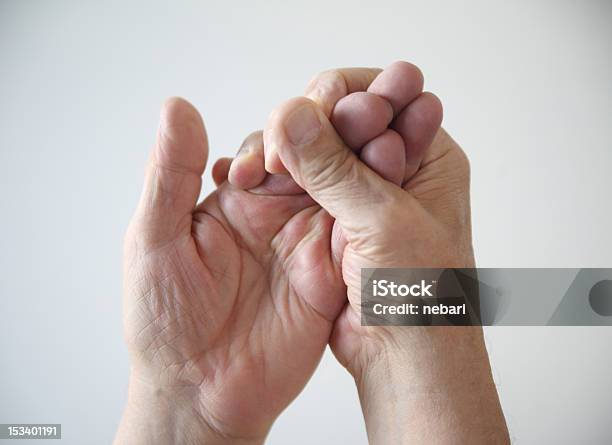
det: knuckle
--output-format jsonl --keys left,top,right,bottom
{"left": 308, "top": 69, "right": 344, "bottom": 92}
{"left": 305, "top": 69, "right": 348, "bottom": 113}
{"left": 238, "top": 130, "right": 263, "bottom": 155}
{"left": 304, "top": 145, "right": 355, "bottom": 193}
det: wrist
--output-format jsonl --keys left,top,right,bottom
{"left": 114, "top": 373, "right": 267, "bottom": 445}
{"left": 353, "top": 327, "right": 509, "bottom": 444}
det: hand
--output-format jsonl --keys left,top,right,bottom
{"left": 263, "top": 65, "right": 509, "bottom": 444}
{"left": 116, "top": 98, "right": 349, "bottom": 444}
{"left": 263, "top": 64, "right": 472, "bottom": 372}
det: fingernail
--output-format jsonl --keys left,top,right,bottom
{"left": 237, "top": 141, "right": 250, "bottom": 157}
{"left": 284, "top": 104, "right": 322, "bottom": 146}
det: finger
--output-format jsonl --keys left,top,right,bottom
{"left": 264, "top": 96, "right": 409, "bottom": 235}
{"left": 265, "top": 66, "right": 382, "bottom": 175}
{"left": 391, "top": 92, "right": 443, "bottom": 183}
{"left": 330, "top": 221, "right": 347, "bottom": 270}
{"left": 423, "top": 126, "right": 460, "bottom": 165}
{"left": 249, "top": 174, "right": 305, "bottom": 195}
{"left": 228, "top": 131, "right": 268, "bottom": 190}
{"left": 134, "top": 97, "right": 208, "bottom": 245}
{"left": 304, "top": 67, "right": 382, "bottom": 117}
{"left": 330, "top": 92, "right": 393, "bottom": 150}
{"left": 212, "top": 157, "right": 232, "bottom": 186}
{"left": 228, "top": 130, "right": 304, "bottom": 194}
{"left": 359, "top": 129, "right": 405, "bottom": 186}
{"left": 367, "top": 61, "right": 424, "bottom": 115}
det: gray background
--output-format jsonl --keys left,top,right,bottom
{"left": 1, "top": 0, "right": 611, "bottom": 443}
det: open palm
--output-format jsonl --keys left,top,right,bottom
{"left": 123, "top": 98, "right": 345, "bottom": 440}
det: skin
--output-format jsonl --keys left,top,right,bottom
{"left": 116, "top": 63, "right": 509, "bottom": 444}
{"left": 116, "top": 96, "right": 354, "bottom": 444}
{"left": 261, "top": 65, "right": 510, "bottom": 444}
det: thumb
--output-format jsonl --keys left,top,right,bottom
{"left": 132, "top": 97, "right": 208, "bottom": 247}
{"left": 264, "top": 97, "right": 407, "bottom": 235}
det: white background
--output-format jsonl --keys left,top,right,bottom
{"left": 1, "top": 0, "right": 611, "bottom": 443}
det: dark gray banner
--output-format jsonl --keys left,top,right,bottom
{"left": 361, "top": 268, "right": 612, "bottom": 326}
